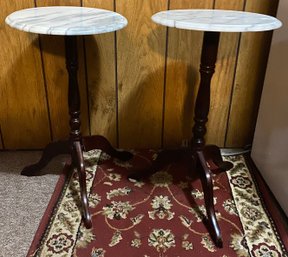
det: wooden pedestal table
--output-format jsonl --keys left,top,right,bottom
{"left": 5, "top": 6, "right": 132, "bottom": 228}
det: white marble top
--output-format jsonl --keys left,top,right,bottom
{"left": 152, "top": 9, "right": 282, "bottom": 32}
{"left": 5, "top": 6, "right": 128, "bottom": 35}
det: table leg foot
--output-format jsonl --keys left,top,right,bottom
{"left": 127, "top": 149, "right": 186, "bottom": 181}
{"left": 83, "top": 135, "right": 133, "bottom": 161}
{"left": 197, "top": 150, "right": 223, "bottom": 248}
{"left": 72, "top": 140, "right": 92, "bottom": 228}
{"left": 21, "top": 140, "right": 70, "bottom": 176}
{"left": 127, "top": 162, "right": 158, "bottom": 182}
{"left": 203, "top": 145, "right": 233, "bottom": 174}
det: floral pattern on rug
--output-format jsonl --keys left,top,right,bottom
{"left": 224, "top": 155, "right": 287, "bottom": 257}
{"left": 30, "top": 150, "right": 287, "bottom": 257}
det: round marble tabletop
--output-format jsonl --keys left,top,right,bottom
{"left": 5, "top": 6, "right": 128, "bottom": 36}
{"left": 152, "top": 9, "right": 282, "bottom": 32}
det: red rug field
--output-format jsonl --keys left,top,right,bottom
{"left": 27, "top": 149, "right": 287, "bottom": 257}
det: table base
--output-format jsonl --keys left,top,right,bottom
{"left": 21, "top": 135, "right": 133, "bottom": 228}
{"left": 129, "top": 31, "right": 234, "bottom": 247}
{"left": 128, "top": 145, "right": 232, "bottom": 247}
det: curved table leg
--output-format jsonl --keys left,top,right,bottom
{"left": 72, "top": 140, "right": 92, "bottom": 228}
{"left": 21, "top": 140, "right": 70, "bottom": 176}
{"left": 83, "top": 135, "right": 133, "bottom": 161}
{"left": 127, "top": 152, "right": 165, "bottom": 182}
{"left": 197, "top": 150, "right": 223, "bottom": 247}
{"left": 21, "top": 135, "right": 133, "bottom": 177}
{"left": 128, "top": 149, "right": 187, "bottom": 181}
{"left": 203, "top": 145, "right": 233, "bottom": 174}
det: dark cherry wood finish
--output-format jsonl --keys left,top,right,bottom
{"left": 21, "top": 36, "right": 133, "bottom": 228}
{"left": 129, "top": 32, "right": 233, "bottom": 247}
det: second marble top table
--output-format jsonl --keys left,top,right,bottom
{"left": 129, "top": 9, "right": 282, "bottom": 248}
{"left": 5, "top": 6, "right": 132, "bottom": 229}
{"left": 151, "top": 9, "right": 281, "bottom": 32}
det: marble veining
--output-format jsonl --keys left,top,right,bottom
{"left": 152, "top": 9, "right": 282, "bottom": 32}
{"left": 5, "top": 6, "right": 128, "bottom": 35}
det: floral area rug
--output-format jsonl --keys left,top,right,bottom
{"left": 27, "top": 149, "right": 288, "bottom": 257}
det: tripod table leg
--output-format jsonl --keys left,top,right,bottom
{"left": 197, "top": 150, "right": 223, "bottom": 247}
{"left": 21, "top": 140, "right": 70, "bottom": 176}
{"left": 72, "top": 140, "right": 92, "bottom": 228}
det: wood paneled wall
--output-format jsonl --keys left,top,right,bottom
{"left": 0, "top": 0, "right": 279, "bottom": 150}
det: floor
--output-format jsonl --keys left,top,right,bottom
{"left": 0, "top": 149, "right": 286, "bottom": 257}
{"left": 0, "top": 151, "right": 66, "bottom": 257}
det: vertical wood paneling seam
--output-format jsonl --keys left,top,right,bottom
{"left": 37, "top": 36, "right": 53, "bottom": 141}
{"left": 0, "top": 124, "right": 5, "bottom": 149}
{"left": 34, "top": 0, "right": 53, "bottom": 142}
{"left": 224, "top": 0, "right": 247, "bottom": 147}
{"left": 81, "top": 0, "right": 91, "bottom": 136}
{"left": 161, "top": 0, "right": 171, "bottom": 148}
{"left": 243, "top": 0, "right": 248, "bottom": 11}
{"left": 223, "top": 33, "right": 242, "bottom": 147}
{"left": 212, "top": 0, "right": 216, "bottom": 9}
{"left": 114, "top": 0, "right": 119, "bottom": 147}
{"left": 82, "top": 36, "right": 92, "bottom": 136}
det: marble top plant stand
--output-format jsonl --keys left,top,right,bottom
{"left": 129, "top": 9, "right": 282, "bottom": 247}
{"left": 5, "top": 6, "right": 132, "bottom": 228}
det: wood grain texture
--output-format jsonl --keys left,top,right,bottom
{"left": 117, "top": 0, "right": 167, "bottom": 148}
{"left": 83, "top": 0, "right": 117, "bottom": 146}
{"left": 163, "top": 0, "right": 214, "bottom": 148}
{"left": 0, "top": 0, "right": 280, "bottom": 150}
{"left": 0, "top": 0, "right": 51, "bottom": 149}
{"left": 225, "top": 0, "right": 279, "bottom": 147}
{"left": 36, "top": 0, "right": 90, "bottom": 141}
